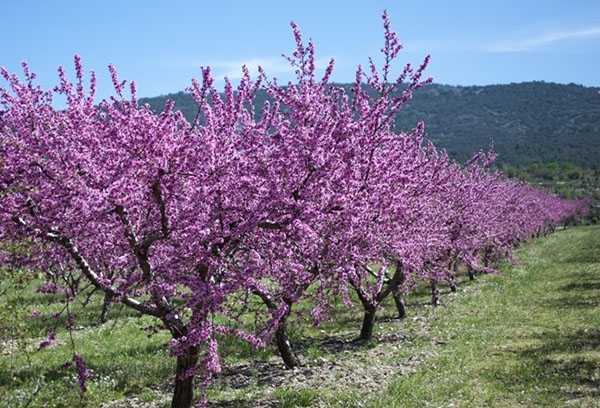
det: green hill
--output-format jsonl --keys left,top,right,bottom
{"left": 139, "top": 81, "right": 600, "bottom": 167}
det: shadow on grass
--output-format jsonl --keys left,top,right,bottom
{"left": 552, "top": 273, "right": 600, "bottom": 310}
{"left": 489, "top": 227, "right": 600, "bottom": 404}
{"left": 4, "top": 289, "right": 69, "bottom": 308}
{"left": 502, "top": 328, "right": 600, "bottom": 402}
{"left": 21, "top": 303, "right": 140, "bottom": 336}
{"left": 560, "top": 281, "right": 600, "bottom": 291}
{"left": 1, "top": 340, "right": 171, "bottom": 393}
{"left": 548, "top": 293, "right": 600, "bottom": 310}
{"left": 563, "top": 233, "right": 600, "bottom": 264}
{"left": 0, "top": 362, "right": 72, "bottom": 387}
{"left": 211, "top": 400, "right": 277, "bottom": 408}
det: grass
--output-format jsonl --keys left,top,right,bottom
{"left": 0, "top": 225, "right": 598, "bottom": 407}
{"left": 372, "top": 225, "right": 600, "bottom": 407}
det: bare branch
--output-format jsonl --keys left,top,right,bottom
{"left": 12, "top": 215, "right": 161, "bottom": 318}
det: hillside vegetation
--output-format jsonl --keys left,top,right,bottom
{"left": 140, "top": 82, "right": 600, "bottom": 167}
{"left": 500, "top": 162, "right": 600, "bottom": 222}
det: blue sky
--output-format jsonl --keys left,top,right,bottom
{"left": 2, "top": 0, "right": 599, "bottom": 100}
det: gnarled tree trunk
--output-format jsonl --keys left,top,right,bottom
{"left": 254, "top": 292, "right": 300, "bottom": 369}
{"left": 483, "top": 248, "right": 492, "bottom": 267}
{"left": 467, "top": 266, "right": 475, "bottom": 281}
{"left": 352, "top": 261, "right": 408, "bottom": 340}
{"left": 171, "top": 346, "right": 199, "bottom": 408}
{"left": 359, "top": 304, "right": 377, "bottom": 341}
{"left": 351, "top": 281, "right": 378, "bottom": 341}
{"left": 390, "top": 262, "right": 407, "bottom": 318}
{"left": 274, "top": 308, "right": 300, "bottom": 369}
{"left": 448, "top": 259, "right": 458, "bottom": 292}
{"left": 392, "top": 288, "right": 406, "bottom": 319}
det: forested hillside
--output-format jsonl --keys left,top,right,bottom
{"left": 140, "top": 81, "right": 600, "bottom": 167}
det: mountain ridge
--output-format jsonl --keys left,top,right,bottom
{"left": 139, "top": 81, "right": 600, "bottom": 167}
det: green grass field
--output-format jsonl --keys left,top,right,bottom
{"left": 373, "top": 225, "right": 600, "bottom": 407}
{"left": 1, "top": 225, "right": 599, "bottom": 407}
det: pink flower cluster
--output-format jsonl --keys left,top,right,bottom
{"left": 37, "top": 329, "right": 56, "bottom": 350}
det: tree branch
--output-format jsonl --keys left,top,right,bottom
{"left": 114, "top": 205, "right": 154, "bottom": 281}
{"left": 12, "top": 215, "right": 161, "bottom": 317}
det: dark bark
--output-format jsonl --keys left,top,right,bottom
{"left": 351, "top": 282, "right": 378, "bottom": 341}
{"left": 274, "top": 315, "right": 300, "bottom": 369}
{"left": 386, "top": 261, "right": 407, "bottom": 318}
{"left": 431, "top": 280, "right": 440, "bottom": 307}
{"left": 81, "top": 286, "right": 97, "bottom": 308}
{"left": 392, "top": 288, "right": 406, "bottom": 319}
{"left": 99, "top": 292, "right": 113, "bottom": 323}
{"left": 483, "top": 248, "right": 492, "bottom": 268}
{"left": 467, "top": 267, "right": 475, "bottom": 281}
{"left": 449, "top": 259, "right": 458, "bottom": 292}
{"left": 171, "top": 346, "right": 199, "bottom": 408}
{"left": 254, "top": 292, "right": 300, "bottom": 369}
{"left": 449, "top": 278, "right": 457, "bottom": 292}
{"left": 354, "top": 261, "right": 407, "bottom": 338}
{"left": 359, "top": 305, "right": 377, "bottom": 341}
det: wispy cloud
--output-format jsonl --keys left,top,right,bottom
{"left": 489, "top": 26, "right": 600, "bottom": 52}
{"left": 210, "top": 56, "right": 334, "bottom": 80}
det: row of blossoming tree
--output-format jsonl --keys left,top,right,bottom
{"left": 0, "top": 12, "right": 589, "bottom": 408}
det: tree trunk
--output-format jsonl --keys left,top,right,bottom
{"left": 275, "top": 315, "right": 300, "bottom": 369}
{"left": 254, "top": 292, "right": 300, "bottom": 369}
{"left": 275, "top": 322, "right": 300, "bottom": 369}
{"left": 392, "top": 289, "right": 406, "bottom": 318}
{"left": 431, "top": 280, "right": 439, "bottom": 307}
{"left": 351, "top": 282, "right": 379, "bottom": 341}
{"left": 359, "top": 305, "right": 377, "bottom": 341}
{"left": 467, "top": 267, "right": 475, "bottom": 281}
{"left": 389, "top": 261, "right": 406, "bottom": 318}
{"left": 171, "top": 346, "right": 199, "bottom": 408}
{"left": 483, "top": 248, "right": 492, "bottom": 268}
{"left": 99, "top": 292, "right": 112, "bottom": 323}
{"left": 448, "top": 276, "right": 457, "bottom": 292}
{"left": 449, "top": 260, "right": 458, "bottom": 292}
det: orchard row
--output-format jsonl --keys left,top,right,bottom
{"left": 0, "top": 12, "right": 588, "bottom": 408}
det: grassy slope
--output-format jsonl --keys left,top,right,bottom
{"left": 1, "top": 226, "right": 598, "bottom": 407}
{"left": 372, "top": 225, "right": 600, "bottom": 408}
